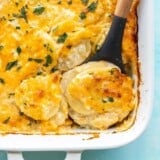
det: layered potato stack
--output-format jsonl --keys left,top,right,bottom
{"left": 0, "top": 0, "right": 138, "bottom": 133}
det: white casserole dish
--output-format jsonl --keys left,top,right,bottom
{"left": 0, "top": 0, "right": 154, "bottom": 159}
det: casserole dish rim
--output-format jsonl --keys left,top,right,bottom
{"left": 0, "top": 0, "right": 154, "bottom": 152}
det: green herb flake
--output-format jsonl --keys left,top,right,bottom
{"left": 19, "top": 111, "right": 24, "bottom": 116}
{"left": 16, "top": 46, "right": 22, "bottom": 54}
{"left": 15, "top": 2, "right": 19, "bottom": 6}
{"left": 16, "top": 66, "right": 22, "bottom": 71}
{"left": 13, "top": 6, "right": 28, "bottom": 23}
{"left": 81, "top": 0, "right": 89, "bottom": 5}
{"left": 36, "top": 71, "right": 43, "bottom": 75}
{"left": 33, "top": 6, "right": 45, "bottom": 15}
{"left": 57, "top": 1, "right": 62, "bottom": 4}
{"left": 66, "top": 45, "right": 72, "bottom": 49}
{"left": 109, "top": 70, "right": 114, "bottom": 75}
{"left": 23, "top": 102, "right": 27, "bottom": 106}
{"left": 44, "top": 55, "right": 53, "bottom": 67}
{"left": 0, "top": 78, "right": 5, "bottom": 84}
{"left": 68, "top": 0, "right": 72, "bottom": 5}
{"left": 28, "top": 58, "right": 43, "bottom": 63}
{"left": 50, "top": 67, "right": 58, "bottom": 73}
{"left": 80, "top": 12, "right": 87, "bottom": 19}
{"left": 57, "top": 33, "right": 68, "bottom": 43}
{"left": 87, "top": 1, "right": 98, "bottom": 12}
{"left": 16, "top": 26, "right": 21, "bottom": 30}
{"left": 19, "top": 6, "right": 28, "bottom": 22}
{"left": 108, "top": 97, "right": 114, "bottom": 102}
{"left": 102, "top": 97, "right": 114, "bottom": 103}
{"left": 0, "top": 16, "right": 6, "bottom": 21}
{"left": 27, "top": 119, "right": 38, "bottom": 126}
{"left": 8, "top": 93, "right": 15, "bottom": 98}
{"left": 109, "top": 68, "right": 117, "bottom": 75}
{"left": 3, "top": 117, "right": 10, "bottom": 124}
{"left": 52, "top": 26, "right": 58, "bottom": 33}
{"left": 6, "top": 60, "right": 18, "bottom": 70}
{"left": 108, "top": 13, "right": 113, "bottom": 18}
{"left": 88, "top": 72, "right": 93, "bottom": 75}
{"left": 9, "top": 19, "right": 15, "bottom": 22}
{"left": 44, "top": 43, "right": 53, "bottom": 53}
{"left": 0, "top": 45, "right": 4, "bottom": 51}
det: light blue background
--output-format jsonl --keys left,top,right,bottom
{"left": 1, "top": 1, "right": 159, "bottom": 160}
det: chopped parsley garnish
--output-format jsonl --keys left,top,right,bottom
{"left": 52, "top": 26, "right": 58, "bottom": 33}
{"left": 19, "top": 6, "right": 28, "bottom": 22}
{"left": 16, "top": 66, "right": 22, "bottom": 71}
{"left": 0, "top": 45, "right": 4, "bottom": 51}
{"left": 57, "top": 33, "right": 68, "bottom": 43}
{"left": 23, "top": 102, "right": 27, "bottom": 106}
{"left": 50, "top": 67, "right": 58, "bottom": 73}
{"left": 102, "top": 97, "right": 114, "bottom": 103}
{"left": 15, "top": 2, "right": 19, "bottom": 6}
{"left": 16, "top": 26, "right": 21, "bottom": 30}
{"left": 6, "top": 60, "right": 18, "bottom": 70}
{"left": 109, "top": 70, "right": 114, "bottom": 75}
{"left": 19, "top": 111, "right": 24, "bottom": 116}
{"left": 68, "top": 0, "right": 72, "bottom": 5}
{"left": 81, "top": 0, "right": 89, "bottom": 5}
{"left": 8, "top": 93, "right": 15, "bottom": 98}
{"left": 79, "top": 1, "right": 98, "bottom": 20}
{"left": 0, "top": 16, "right": 6, "bottom": 21}
{"left": 109, "top": 68, "right": 117, "bottom": 75}
{"left": 43, "top": 55, "right": 52, "bottom": 67}
{"left": 9, "top": 19, "right": 15, "bottom": 22}
{"left": 108, "top": 13, "right": 113, "bottom": 18}
{"left": 33, "top": 6, "right": 45, "bottom": 15}
{"left": 27, "top": 119, "right": 38, "bottom": 126}
{"left": 16, "top": 46, "right": 22, "bottom": 54}
{"left": 87, "top": 1, "right": 98, "bottom": 12}
{"left": 0, "top": 78, "right": 5, "bottom": 84}
{"left": 80, "top": 12, "right": 86, "bottom": 19}
{"left": 13, "top": 6, "right": 28, "bottom": 23}
{"left": 57, "top": 1, "right": 62, "bottom": 4}
{"left": 3, "top": 117, "right": 10, "bottom": 124}
{"left": 28, "top": 58, "right": 43, "bottom": 63}
{"left": 44, "top": 43, "right": 53, "bottom": 53}
{"left": 66, "top": 45, "right": 72, "bottom": 49}
{"left": 36, "top": 71, "right": 43, "bottom": 75}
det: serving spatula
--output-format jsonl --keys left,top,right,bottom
{"left": 87, "top": 0, "right": 133, "bottom": 73}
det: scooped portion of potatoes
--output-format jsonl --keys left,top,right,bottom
{"left": 15, "top": 73, "right": 68, "bottom": 122}
{"left": 61, "top": 61, "right": 135, "bottom": 129}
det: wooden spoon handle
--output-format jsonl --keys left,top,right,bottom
{"left": 115, "top": 0, "right": 133, "bottom": 18}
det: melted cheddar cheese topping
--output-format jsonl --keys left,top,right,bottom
{"left": 15, "top": 74, "right": 63, "bottom": 121}
{"left": 61, "top": 61, "right": 135, "bottom": 129}
{"left": 0, "top": 0, "right": 139, "bottom": 133}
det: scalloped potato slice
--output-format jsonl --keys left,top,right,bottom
{"left": 15, "top": 73, "right": 65, "bottom": 121}
{"left": 49, "top": 97, "right": 68, "bottom": 126}
{"left": 62, "top": 61, "right": 135, "bottom": 129}
{"left": 61, "top": 61, "right": 119, "bottom": 94}
{"left": 58, "top": 40, "right": 91, "bottom": 71}
{"left": 61, "top": 61, "right": 119, "bottom": 115}
{"left": 69, "top": 108, "right": 119, "bottom": 129}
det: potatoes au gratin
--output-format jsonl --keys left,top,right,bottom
{"left": 0, "top": 0, "right": 139, "bottom": 134}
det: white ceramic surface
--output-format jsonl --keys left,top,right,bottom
{"left": 0, "top": 0, "right": 154, "bottom": 159}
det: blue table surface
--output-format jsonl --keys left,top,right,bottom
{"left": 1, "top": 1, "right": 160, "bottom": 160}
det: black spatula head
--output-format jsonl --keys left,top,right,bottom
{"left": 86, "top": 0, "right": 133, "bottom": 74}
{"left": 88, "top": 16, "right": 126, "bottom": 73}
